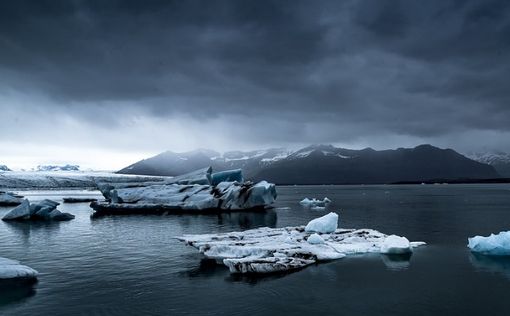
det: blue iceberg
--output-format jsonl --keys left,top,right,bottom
{"left": 468, "top": 231, "right": 510, "bottom": 256}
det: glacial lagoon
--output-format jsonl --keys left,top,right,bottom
{"left": 2, "top": 184, "right": 510, "bottom": 315}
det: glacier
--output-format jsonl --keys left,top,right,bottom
{"left": 178, "top": 212, "right": 426, "bottom": 274}
{"left": 2, "top": 199, "right": 75, "bottom": 221}
{"left": 0, "top": 257, "right": 38, "bottom": 280}
{"left": 91, "top": 167, "right": 277, "bottom": 214}
{"left": 468, "top": 231, "right": 510, "bottom": 256}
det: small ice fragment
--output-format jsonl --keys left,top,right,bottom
{"left": 380, "top": 235, "right": 412, "bottom": 254}
{"left": 307, "top": 233, "right": 325, "bottom": 244}
{"left": 305, "top": 212, "right": 338, "bottom": 233}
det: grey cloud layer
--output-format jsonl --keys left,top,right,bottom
{"left": 1, "top": 0, "right": 510, "bottom": 152}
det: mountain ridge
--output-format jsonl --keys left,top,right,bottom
{"left": 117, "top": 144, "right": 500, "bottom": 184}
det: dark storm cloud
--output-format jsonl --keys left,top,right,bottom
{"left": 1, "top": 0, "right": 510, "bottom": 153}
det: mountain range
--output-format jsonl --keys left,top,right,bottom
{"left": 118, "top": 144, "right": 502, "bottom": 184}
{"left": 466, "top": 152, "right": 510, "bottom": 178}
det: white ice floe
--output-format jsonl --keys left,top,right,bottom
{"left": 305, "top": 212, "right": 338, "bottom": 233}
{"left": 92, "top": 167, "right": 277, "bottom": 213}
{"left": 468, "top": 231, "right": 510, "bottom": 256}
{"left": 299, "top": 197, "right": 331, "bottom": 207}
{"left": 0, "top": 257, "right": 38, "bottom": 280}
{"left": 2, "top": 199, "right": 75, "bottom": 221}
{"left": 178, "top": 213, "right": 426, "bottom": 274}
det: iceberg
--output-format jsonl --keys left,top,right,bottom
{"left": 178, "top": 213, "right": 426, "bottom": 274}
{"left": 0, "top": 191, "right": 24, "bottom": 206}
{"left": 299, "top": 197, "right": 331, "bottom": 207}
{"left": 2, "top": 199, "right": 75, "bottom": 221}
{"left": 0, "top": 257, "right": 38, "bottom": 280}
{"left": 304, "top": 212, "right": 338, "bottom": 233}
{"left": 468, "top": 231, "right": 510, "bottom": 256}
{"left": 91, "top": 167, "right": 277, "bottom": 214}
{"left": 380, "top": 235, "right": 413, "bottom": 254}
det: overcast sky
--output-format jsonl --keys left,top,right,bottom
{"left": 1, "top": 0, "right": 510, "bottom": 170}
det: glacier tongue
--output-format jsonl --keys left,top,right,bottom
{"left": 177, "top": 213, "right": 426, "bottom": 274}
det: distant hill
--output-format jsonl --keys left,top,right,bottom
{"left": 0, "top": 165, "right": 11, "bottom": 172}
{"left": 35, "top": 164, "right": 80, "bottom": 172}
{"left": 467, "top": 151, "right": 510, "bottom": 178}
{"left": 117, "top": 144, "right": 500, "bottom": 184}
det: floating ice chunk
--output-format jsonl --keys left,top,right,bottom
{"left": 468, "top": 231, "right": 510, "bottom": 256}
{"left": 0, "top": 191, "right": 24, "bottom": 206}
{"left": 380, "top": 235, "right": 412, "bottom": 254}
{"left": 62, "top": 197, "right": 98, "bottom": 203}
{"left": 178, "top": 222, "right": 424, "bottom": 274}
{"left": 300, "top": 197, "right": 331, "bottom": 207}
{"left": 0, "top": 257, "right": 38, "bottom": 280}
{"left": 92, "top": 171, "right": 277, "bottom": 214}
{"left": 2, "top": 199, "right": 74, "bottom": 221}
{"left": 307, "top": 233, "right": 325, "bottom": 244}
{"left": 305, "top": 212, "right": 338, "bottom": 233}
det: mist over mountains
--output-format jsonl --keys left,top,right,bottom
{"left": 118, "top": 144, "right": 501, "bottom": 184}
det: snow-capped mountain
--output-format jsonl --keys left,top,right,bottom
{"left": 0, "top": 165, "right": 11, "bottom": 172}
{"left": 35, "top": 164, "right": 80, "bottom": 172}
{"left": 118, "top": 144, "right": 500, "bottom": 184}
{"left": 466, "top": 152, "right": 510, "bottom": 177}
{"left": 117, "top": 148, "right": 291, "bottom": 177}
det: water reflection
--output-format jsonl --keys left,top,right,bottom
{"left": 469, "top": 253, "right": 510, "bottom": 279}
{"left": 3, "top": 221, "right": 64, "bottom": 245}
{"left": 381, "top": 253, "right": 413, "bottom": 271}
{"left": 0, "top": 279, "right": 37, "bottom": 307}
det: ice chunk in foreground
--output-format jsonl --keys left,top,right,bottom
{"left": 0, "top": 257, "right": 38, "bottom": 280}
{"left": 300, "top": 197, "right": 331, "bottom": 207}
{"left": 305, "top": 212, "right": 338, "bottom": 233}
{"left": 178, "top": 213, "right": 426, "bottom": 274}
{"left": 468, "top": 231, "right": 510, "bottom": 256}
{"left": 380, "top": 235, "right": 412, "bottom": 254}
{"left": 2, "top": 199, "right": 31, "bottom": 220}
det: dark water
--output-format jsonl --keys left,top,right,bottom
{"left": 1, "top": 185, "right": 510, "bottom": 315}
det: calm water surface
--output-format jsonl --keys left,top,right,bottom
{"left": 1, "top": 184, "right": 510, "bottom": 315}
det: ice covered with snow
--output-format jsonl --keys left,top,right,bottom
{"left": 380, "top": 235, "right": 413, "bottom": 254}
{"left": 299, "top": 197, "right": 331, "bottom": 207}
{"left": 305, "top": 212, "right": 338, "bottom": 233}
{"left": 0, "top": 257, "right": 38, "bottom": 280}
{"left": 2, "top": 199, "right": 75, "bottom": 221}
{"left": 178, "top": 214, "right": 426, "bottom": 274}
{"left": 468, "top": 231, "right": 510, "bottom": 256}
